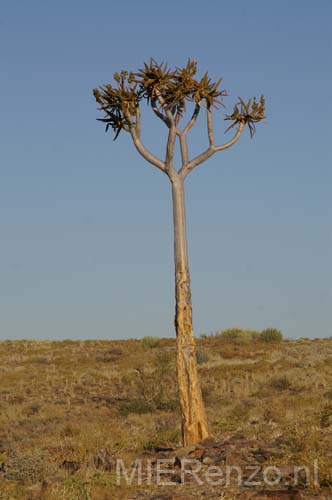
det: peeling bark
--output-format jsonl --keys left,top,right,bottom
{"left": 171, "top": 177, "right": 210, "bottom": 446}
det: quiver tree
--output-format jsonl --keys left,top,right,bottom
{"left": 93, "top": 59, "right": 265, "bottom": 446}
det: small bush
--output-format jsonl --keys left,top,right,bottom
{"left": 141, "top": 336, "right": 160, "bottom": 348}
{"left": 196, "top": 349, "right": 210, "bottom": 364}
{"left": 216, "top": 328, "right": 260, "bottom": 343}
{"left": 260, "top": 328, "right": 283, "bottom": 342}
{"left": 119, "top": 398, "right": 155, "bottom": 416}
{"left": 217, "top": 328, "right": 243, "bottom": 340}
{"left": 4, "top": 449, "right": 56, "bottom": 485}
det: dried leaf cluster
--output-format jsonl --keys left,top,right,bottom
{"left": 93, "top": 59, "right": 265, "bottom": 140}
{"left": 225, "top": 95, "right": 266, "bottom": 138}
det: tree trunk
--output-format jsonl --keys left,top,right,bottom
{"left": 171, "top": 176, "right": 210, "bottom": 446}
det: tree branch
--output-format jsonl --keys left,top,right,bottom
{"left": 179, "top": 122, "right": 245, "bottom": 179}
{"left": 175, "top": 103, "right": 185, "bottom": 127}
{"left": 123, "top": 109, "right": 166, "bottom": 173}
{"left": 155, "top": 90, "right": 175, "bottom": 127}
{"left": 135, "top": 106, "right": 141, "bottom": 137}
{"left": 214, "top": 122, "right": 245, "bottom": 151}
{"left": 175, "top": 103, "right": 201, "bottom": 170}
{"left": 179, "top": 146, "right": 215, "bottom": 179}
{"left": 206, "top": 107, "right": 215, "bottom": 147}
{"left": 166, "top": 124, "right": 177, "bottom": 167}
{"left": 182, "top": 102, "right": 201, "bottom": 135}
{"left": 178, "top": 132, "right": 189, "bottom": 166}
{"left": 155, "top": 90, "right": 178, "bottom": 170}
{"left": 151, "top": 97, "right": 170, "bottom": 127}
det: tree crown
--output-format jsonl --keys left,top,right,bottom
{"left": 93, "top": 58, "right": 265, "bottom": 141}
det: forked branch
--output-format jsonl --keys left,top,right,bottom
{"left": 156, "top": 90, "right": 178, "bottom": 168}
{"left": 151, "top": 97, "right": 170, "bottom": 127}
{"left": 182, "top": 102, "right": 201, "bottom": 135}
{"left": 179, "top": 121, "right": 245, "bottom": 179}
{"left": 124, "top": 110, "right": 166, "bottom": 172}
{"left": 177, "top": 103, "right": 201, "bottom": 168}
{"left": 93, "top": 60, "right": 265, "bottom": 178}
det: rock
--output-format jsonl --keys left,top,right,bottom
{"left": 154, "top": 446, "right": 175, "bottom": 452}
{"left": 199, "top": 444, "right": 228, "bottom": 466}
{"left": 176, "top": 445, "right": 197, "bottom": 456}
{"left": 189, "top": 447, "right": 205, "bottom": 460}
{"left": 202, "top": 456, "right": 213, "bottom": 465}
{"left": 174, "top": 445, "right": 196, "bottom": 467}
{"left": 198, "top": 437, "right": 218, "bottom": 448}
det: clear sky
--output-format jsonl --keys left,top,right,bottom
{"left": 1, "top": 0, "right": 331, "bottom": 340}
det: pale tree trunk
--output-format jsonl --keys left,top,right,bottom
{"left": 123, "top": 99, "right": 244, "bottom": 446}
{"left": 171, "top": 175, "right": 210, "bottom": 446}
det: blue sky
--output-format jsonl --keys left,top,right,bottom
{"left": 0, "top": 0, "right": 331, "bottom": 340}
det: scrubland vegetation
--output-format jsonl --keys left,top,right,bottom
{"left": 1, "top": 333, "right": 332, "bottom": 499}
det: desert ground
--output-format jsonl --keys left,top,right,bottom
{"left": 1, "top": 333, "right": 332, "bottom": 499}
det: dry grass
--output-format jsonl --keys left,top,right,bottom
{"left": 0, "top": 337, "right": 332, "bottom": 498}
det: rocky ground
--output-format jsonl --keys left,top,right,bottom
{"left": 116, "top": 435, "right": 330, "bottom": 499}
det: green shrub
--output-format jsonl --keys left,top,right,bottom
{"left": 216, "top": 328, "right": 260, "bottom": 343}
{"left": 260, "top": 328, "right": 283, "bottom": 342}
{"left": 196, "top": 349, "right": 210, "bottom": 364}
{"left": 217, "top": 328, "right": 243, "bottom": 340}
{"left": 4, "top": 448, "right": 56, "bottom": 485}
{"left": 141, "top": 336, "right": 160, "bottom": 348}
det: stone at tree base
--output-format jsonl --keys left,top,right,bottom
{"left": 174, "top": 445, "right": 196, "bottom": 467}
{"left": 202, "top": 455, "right": 214, "bottom": 465}
{"left": 198, "top": 436, "right": 218, "bottom": 448}
{"left": 135, "top": 435, "right": 331, "bottom": 500}
{"left": 188, "top": 447, "right": 206, "bottom": 460}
